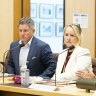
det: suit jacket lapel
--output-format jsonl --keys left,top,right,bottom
{"left": 27, "top": 37, "right": 37, "bottom": 61}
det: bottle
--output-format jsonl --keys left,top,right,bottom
{"left": 21, "top": 68, "right": 30, "bottom": 86}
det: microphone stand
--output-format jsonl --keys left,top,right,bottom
{"left": 2, "top": 50, "right": 8, "bottom": 84}
{"left": 54, "top": 45, "right": 75, "bottom": 86}
{"left": 0, "top": 62, "right": 4, "bottom": 82}
{"left": 55, "top": 70, "right": 56, "bottom": 86}
{"left": 54, "top": 49, "right": 68, "bottom": 86}
{"left": 1, "top": 44, "right": 25, "bottom": 84}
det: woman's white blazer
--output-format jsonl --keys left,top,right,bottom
{"left": 52, "top": 46, "right": 92, "bottom": 81}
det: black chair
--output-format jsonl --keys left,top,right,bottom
{"left": 52, "top": 53, "right": 59, "bottom": 62}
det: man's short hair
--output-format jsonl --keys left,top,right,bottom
{"left": 18, "top": 17, "right": 34, "bottom": 29}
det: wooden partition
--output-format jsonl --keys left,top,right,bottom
{"left": 0, "top": 0, "right": 13, "bottom": 60}
{"left": 13, "top": 0, "right": 30, "bottom": 41}
{"left": 13, "top": 0, "right": 22, "bottom": 41}
{"left": 23, "top": 0, "right": 30, "bottom": 17}
{"left": 65, "top": 0, "right": 96, "bottom": 57}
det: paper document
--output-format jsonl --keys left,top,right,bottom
{"left": 28, "top": 84, "right": 57, "bottom": 91}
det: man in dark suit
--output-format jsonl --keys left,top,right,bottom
{"left": 6, "top": 17, "right": 56, "bottom": 79}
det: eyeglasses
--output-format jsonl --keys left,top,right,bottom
{"left": 73, "top": 24, "right": 81, "bottom": 29}
{"left": 69, "top": 24, "right": 80, "bottom": 28}
{"left": 68, "top": 24, "right": 81, "bottom": 33}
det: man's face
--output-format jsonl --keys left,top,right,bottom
{"left": 19, "top": 24, "right": 35, "bottom": 44}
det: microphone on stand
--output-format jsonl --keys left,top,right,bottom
{"left": 55, "top": 45, "right": 75, "bottom": 86}
{"left": 76, "top": 78, "right": 96, "bottom": 92}
{"left": 59, "top": 45, "right": 75, "bottom": 54}
{"left": 2, "top": 43, "right": 25, "bottom": 84}
{"left": 63, "top": 78, "right": 96, "bottom": 92}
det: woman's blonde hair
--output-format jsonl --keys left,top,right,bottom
{"left": 64, "top": 24, "right": 82, "bottom": 45}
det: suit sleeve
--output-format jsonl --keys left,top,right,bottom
{"left": 6, "top": 43, "right": 16, "bottom": 74}
{"left": 39, "top": 44, "right": 56, "bottom": 79}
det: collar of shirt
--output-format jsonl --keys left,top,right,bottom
{"left": 19, "top": 37, "right": 33, "bottom": 47}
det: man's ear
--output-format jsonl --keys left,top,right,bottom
{"left": 32, "top": 28, "right": 35, "bottom": 33}
{"left": 33, "top": 29, "right": 35, "bottom": 33}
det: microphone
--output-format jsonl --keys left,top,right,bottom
{"left": 0, "top": 44, "right": 24, "bottom": 66}
{"left": 2, "top": 43, "right": 25, "bottom": 84}
{"left": 60, "top": 45, "right": 75, "bottom": 54}
{"left": 55, "top": 45, "right": 75, "bottom": 86}
{"left": 76, "top": 78, "right": 96, "bottom": 92}
{"left": 19, "top": 43, "right": 25, "bottom": 48}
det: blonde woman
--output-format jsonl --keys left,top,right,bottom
{"left": 52, "top": 24, "right": 92, "bottom": 81}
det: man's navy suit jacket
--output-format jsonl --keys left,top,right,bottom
{"left": 7, "top": 37, "right": 56, "bottom": 78}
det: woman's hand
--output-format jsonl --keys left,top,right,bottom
{"left": 76, "top": 71, "right": 96, "bottom": 79}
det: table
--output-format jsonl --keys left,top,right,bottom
{"left": 0, "top": 77, "right": 94, "bottom": 96}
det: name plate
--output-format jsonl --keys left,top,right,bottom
{"left": 28, "top": 84, "right": 57, "bottom": 91}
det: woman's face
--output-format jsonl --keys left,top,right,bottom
{"left": 64, "top": 26, "right": 79, "bottom": 47}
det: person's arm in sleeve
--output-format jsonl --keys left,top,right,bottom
{"left": 6, "top": 43, "right": 16, "bottom": 74}
{"left": 39, "top": 44, "right": 56, "bottom": 79}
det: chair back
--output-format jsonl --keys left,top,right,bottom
{"left": 92, "top": 58, "right": 96, "bottom": 74}
{"left": 52, "top": 53, "right": 59, "bottom": 62}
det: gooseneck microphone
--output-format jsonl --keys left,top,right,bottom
{"left": 55, "top": 45, "right": 75, "bottom": 86}
{"left": 59, "top": 45, "right": 75, "bottom": 54}
{"left": 62, "top": 78, "right": 96, "bottom": 92}
{"left": 0, "top": 44, "right": 25, "bottom": 65}
{"left": 19, "top": 44, "right": 25, "bottom": 48}
{"left": 2, "top": 43, "right": 25, "bottom": 84}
